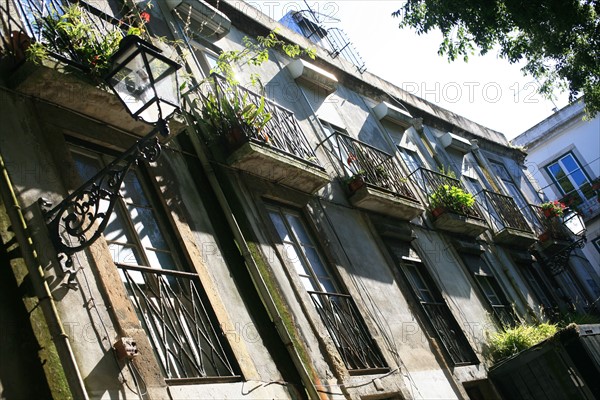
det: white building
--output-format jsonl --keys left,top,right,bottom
{"left": 513, "top": 100, "right": 600, "bottom": 307}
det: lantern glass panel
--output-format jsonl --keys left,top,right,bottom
{"left": 563, "top": 209, "right": 586, "bottom": 237}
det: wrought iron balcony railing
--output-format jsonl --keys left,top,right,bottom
{"left": 3, "top": 0, "right": 127, "bottom": 71}
{"left": 528, "top": 205, "right": 571, "bottom": 242}
{"left": 409, "top": 167, "right": 483, "bottom": 219}
{"left": 189, "top": 73, "right": 323, "bottom": 168}
{"left": 478, "top": 189, "right": 533, "bottom": 234}
{"left": 421, "top": 302, "right": 476, "bottom": 365}
{"left": 119, "top": 264, "right": 240, "bottom": 380}
{"left": 308, "top": 291, "right": 387, "bottom": 372}
{"left": 328, "top": 132, "right": 418, "bottom": 201}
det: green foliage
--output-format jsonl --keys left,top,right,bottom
{"left": 429, "top": 184, "right": 475, "bottom": 214}
{"left": 193, "top": 85, "right": 272, "bottom": 142}
{"left": 392, "top": 1, "right": 600, "bottom": 117}
{"left": 193, "top": 29, "right": 314, "bottom": 144}
{"left": 213, "top": 29, "right": 316, "bottom": 84}
{"left": 25, "top": 4, "right": 152, "bottom": 78}
{"left": 488, "top": 323, "right": 557, "bottom": 362}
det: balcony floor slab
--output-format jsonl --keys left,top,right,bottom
{"left": 349, "top": 184, "right": 424, "bottom": 220}
{"left": 227, "top": 141, "right": 329, "bottom": 194}
{"left": 494, "top": 228, "right": 538, "bottom": 248}
{"left": 432, "top": 211, "right": 488, "bottom": 237}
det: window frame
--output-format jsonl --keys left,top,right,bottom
{"left": 544, "top": 152, "right": 594, "bottom": 203}
{"left": 386, "top": 241, "right": 478, "bottom": 366}
{"left": 68, "top": 142, "right": 242, "bottom": 381}
{"left": 264, "top": 202, "right": 389, "bottom": 373}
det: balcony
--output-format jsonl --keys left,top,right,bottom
{"left": 187, "top": 74, "right": 329, "bottom": 194}
{"left": 308, "top": 291, "right": 387, "bottom": 373}
{"left": 328, "top": 132, "right": 423, "bottom": 220}
{"left": 2, "top": 0, "right": 152, "bottom": 135}
{"left": 478, "top": 190, "right": 537, "bottom": 247}
{"left": 119, "top": 265, "right": 241, "bottom": 380}
{"left": 410, "top": 168, "right": 488, "bottom": 237}
{"left": 528, "top": 205, "right": 572, "bottom": 253}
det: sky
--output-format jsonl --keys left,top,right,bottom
{"left": 242, "top": 0, "right": 571, "bottom": 140}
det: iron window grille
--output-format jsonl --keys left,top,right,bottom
{"left": 388, "top": 242, "right": 477, "bottom": 366}
{"left": 70, "top": 147, "right": 240, "bottom": 380}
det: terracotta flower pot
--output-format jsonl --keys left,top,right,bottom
{"left": 348, "top": 176, "right": 365, "bottom": 193}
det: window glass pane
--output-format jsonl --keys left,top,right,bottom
{"left": 127, "top": 205, "right": 168, "bottom": 250}
{"left": 547, "top": 163, "right": 563, "bottom": 178}
{"left": 299, "top": 275, "right": 319, "bottom": 292}
{"left": 108, "top": 243, "right": 144, "bottom": 265}
{"left": 570, "top": 170, "right": 589, "bottom": 188}
{"left": 104, "top": 208, "right": 135, "bottom": 243}
{"left": 268, "top": 211, "right": 290, "bottom": 242}
{"left": 560, "top": 154, "right": 579, "bottom": 172}
{"left": 557, "top": 176, "right": 575, "bottom": 193}
{"left": 285, "top": 214, "right": 313, "bottom": 245}
{"left": 303, "top": 246, "right": 329, "bottom": 277}
{"left": 121, "top": 173, "right": 150, "bottom": 206}
{"left": 145, "top": 250, "right": 176, "bottom": 271}
{"left": 283, "top": 243, "right": 309, "bottom": 276}
{"left": 405, "top": 265, "right": 435, "bottom": 303}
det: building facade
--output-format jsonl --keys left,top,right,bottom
{"left": 1, "top": 0, "right": 597, "bottom": 399}
{"left": 513, "top": 100, "right": 600, "bottom": 314}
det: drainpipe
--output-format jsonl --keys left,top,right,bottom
{"left": 0, "top": 152, "right": 89, "bottom": 400}
{"left": 181, "top": 116, "right": 323, "bottom": 400}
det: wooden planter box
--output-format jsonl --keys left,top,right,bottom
{"left": 226, "top": 140, "right": 329, "bottom": 194}
{"left": 430, "top": 208, "right": 488, "bottom": 237}
{"left": 493, "top": 227, "right": 538, "bottom": 248}
{"left": 348, "top": 183, "right": 424, "bottom": 220}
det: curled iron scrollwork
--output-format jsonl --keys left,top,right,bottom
{"left": 41, "top": 130, "right": 162, "bottom": 261}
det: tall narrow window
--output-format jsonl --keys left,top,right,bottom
{"left": 545, "top": 152, "right": 594, "bottom": 206}
{"left": 387, "top": 241, "right": 477, "bottom": 365}
{"left": 70, "top": 146, "right": 240, "bottom": 381}
{"left": 266, "top": 204, "right": 387, "bottom": 372}
{"left": 460, "top": 253, "right": 517, "bottom": 327}
{"left": 490, "top": 161, "right": 529, "bottom": 211}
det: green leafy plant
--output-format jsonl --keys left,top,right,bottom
{"left": 429, "top": 184, "right": 475, "bottom": 215}
{"left": 540, "top": 200, "right": 566, "bottom": 218}
{"left": 195, "top": 85, "right": 272, "bottom": 145}
{"left": 192, "top": 30, "right": 314, "bottom": 146}
{"left": 487, "top": 323, "right": 557, "bottom": 363}
{"left": 26, "top": 4, "right": 149, "bottom": 78}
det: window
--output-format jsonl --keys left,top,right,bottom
{"left": 71, "top": 146, "right": 240, "bottom": 380}
{"left": 267, "top": 204, "right": 387, "bottom": 372}
{"left": 545, "top": 152, "right": 594, "bottom": 206}
{"left": 460, "top": 253, "right": 516, "bottom": 327}
{"left": 387, "top": 241, "right": 477, "bottom": 365}
{"left": 190, "top": 39, "right": 220, "bottom": 77}
{"left": 490, "top": 161, "right": 528, "bottom": 211}
{"left": 398, "top": 148, "right": 421, "bottom": 174}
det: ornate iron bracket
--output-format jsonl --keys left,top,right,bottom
{"left": 546, "top": 236, "right": 587, "bottom": 275}
{"left": 39, "top": 122, "right": 168, "bottom": 267}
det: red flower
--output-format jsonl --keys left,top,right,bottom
{"left": 347, "top": 153, "right": 357, "bottom": 165}
{"left": 140, "top": 11, "right": 150, "bottom": 23}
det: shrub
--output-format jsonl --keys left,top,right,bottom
{"left": 488, "top": 323, "right": 557, "bottom": 363}
{"left": 429, "top": 184, "right": 475, "bottom": 215}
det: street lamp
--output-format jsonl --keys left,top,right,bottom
{"left": 41, "top": 35, "right": 182, "bottom": 264}
{"left": 547, "top": 207, "right": 587, "bottom": 275}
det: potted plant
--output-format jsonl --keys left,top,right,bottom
{"left": 194, "top": 80, "right": 272, "bottom": 151}
{"left": 540, "top": 200, "right": 566, "bottom": 218}
{"left": 346, "top": 170, "right": 366, "bottom": 193}
{"left": 429, "top": 184, "right": 475, "bottom": 217}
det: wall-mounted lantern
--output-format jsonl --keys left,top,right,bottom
{"left": 41, "top": 36, "right": 182, "bottom": 264}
